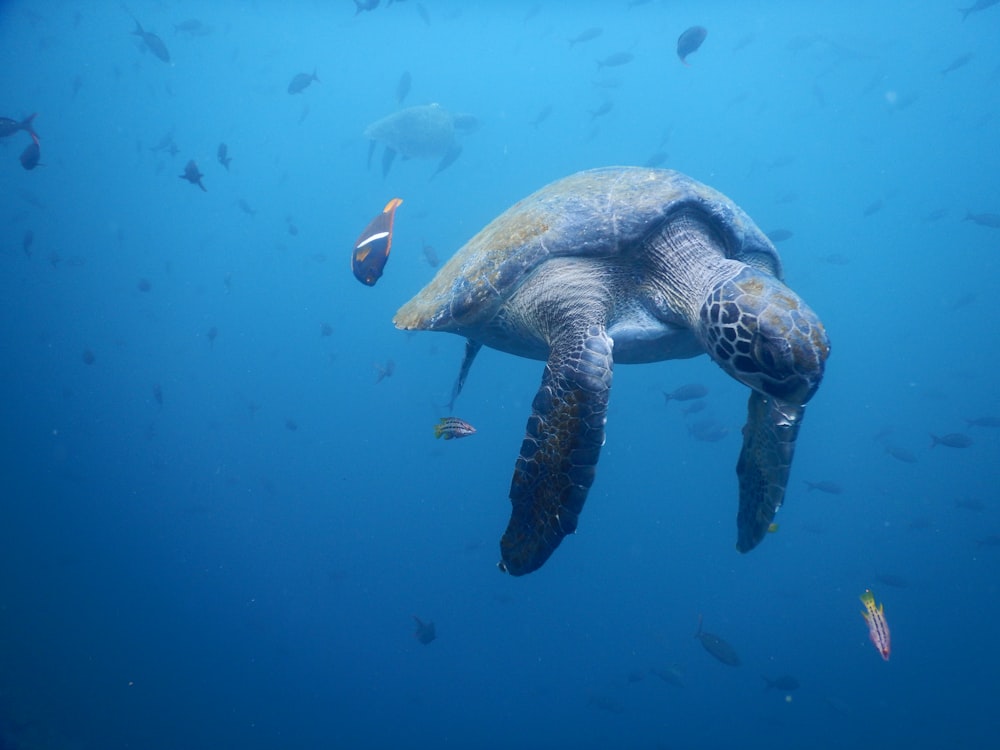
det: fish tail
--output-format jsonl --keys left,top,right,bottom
{"left": 929, "top": 434, "right": 939, "bottom": 448}
{"left": 433, "top": 423, "right": 445, "bottom": 439}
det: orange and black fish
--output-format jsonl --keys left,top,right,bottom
{"left": 860, "top": 589, "right": 890, "bottom": 661}
{"left": 434, "top": 417, "right": 476, "bottom": 440}
{"left": 677, "top": 26, "right": 707, "bottom": 66}
{"left": 352, "top": 197, "right": 402, "bottom": 286}
{"left": 180, "top": 160, "right": 206, "bottom": 191}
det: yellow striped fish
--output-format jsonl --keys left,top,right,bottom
{"left": 860, "top": 589, "right": 891, "bottom": 661}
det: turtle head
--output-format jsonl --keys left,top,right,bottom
{"left": 699, "top": 267, "right": 829, "bottom": 404}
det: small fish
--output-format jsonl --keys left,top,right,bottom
{"left": 941, "top": 52, "right": 974, "bottom": 75}
{"left": 863, "top": 198, "right": 884, "bottom": 217}
{"left": 874, "top": 572, "right": 909, "bottom": 589}
{"left": 976, "top": 534, "right": 1000, "bottom": 548}
{"left": 687, "top": 418, "right": 728, "bottom": 442}
{"left": 694, "top": 615, "right": 741, "bottom": 666}
{"left": 596, "top": 52, "right": 634, "bottom": 69}
{"left": 767, "top": 522, "right": 779, "bottom": 533}
{"left": 677, "top": 26, "right": 707, "bottom": 66}
{"left": 21, "top": 229, "right": 34, "bottom": 256}
{"left": 417, "top": 3, "right": 431, "bottom": 26}
{"left": 930, "top": 432, "right": 973, "bottom": 448}
{"left": 965, "top": 416, "right": 1000, "bottom": 428}
{"left": 374, "top": 359, "right": 395, "bottom": 383}
{"left": 421, "top": 241, "right": 439, "bottom": 267}
{"left": 237, "top": 198, "right": 257, "bottom": 216}
{"left": 19, "top": 141, "right": 41, "bottom": 170}
{"left": 885, "top": 445, "right": 918, "bottom": 464}
{"left": 589, "top": 100, "right": 614, "bottom": 119}
{"left": 766, "top": 228, "right": 794, "bottom": 242}
{"left": 663, "top": 383, "right": 708, "bottom": 402}
{"left": 285, "top": 418, "right": 299, "bottom": 431}
{"left": 530, "top": 104, "right": 552, "bottom": 128}
{"left": 173, "top": 19, "right": 207, "bottom": 35}
{"left": 643, "top": 150, "right": 668, "bottom": 168}
{"left": 352, "top": 197, "right": 403, "bottom": 286}
{"left": 354, "top": 0, "right": 380, "bottom": 13}
{"left": 179, "top": 160, "right": 206, "bottom": 191}
{"left": 152, "top": 383, "right": 163, "bottom": 407}
{"left": 0, "top": 112, "right": 38, "bottom": 141}
{"left": 860, "top": 589, "right": 890, "bottom": 661}
{"left": 682, "top": 400, "right": 706, "bottom": 416}
{"left": 413, "top": 615, "right": 436, "bottom": 644}
{"left": 922, "top": 207, "right": 949, "bottom": 222}
{"left": 964, "top": 211, "right": 1000, "bottom": 228}
{"left": 651, "top": 664, "right": 684, "bottom": 688}
{"left": 395, "top": 71, "right": 412, "bottom": 104}
{"left": 82, "top": 349, "right": 96, "bottom": 365}
{"left": 954, "top": 497, "right": 985, "bottom": 511}
{"left": 763, "top": 675, "right": 800, "bottom": 691}
{"left": 206, "top": 326, "right": 218, "bottom": 347}
{"left": 804, "top": 480, "right": 843, "bottom": 495}
{"left": 288, "top": 68, "right": 319, "bottom": 94}
{"left": 217, "top": 142, "right": 232, "bottom": 170}
{"left": 320, "top": 322, "right": 333, "bottom": 337}
{"left": 569, "top": 27, "right": 603, "bottom": 47}
{"left": 137, "top": 278, "right": 152, "bottom": 292}
{"left": 131, "top": 19, "right": 171, "bottom": 63}
{"left": 434, "top": 417, "right": 476, "bottom": 440}
{"left": 960, "top": 0, "right": 1000, "bottom": 20}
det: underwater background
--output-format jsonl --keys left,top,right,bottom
{"left": 1, "top": 1, "right": 998, "bottom": 748}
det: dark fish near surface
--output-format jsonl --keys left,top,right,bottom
{"left": 19, "top": 141, "right": 41, "bottom": 170}
{"left": 964, "top": 211, "right": 1000, "bottom": 228}
{"left": 966, "top": 416, "right": 1000, "bottom": 428}
{"left": 180, "top": 160, "right": 206, "bottom": 191}
{"left": 131, "top": 19, "right": 171, "bottom": 63}
{"left": 413, "top": 616, "right": 436, "bottom": 644}
{"left": 960, "top": 0, "right": 1000, "bottom": 20}
{"left": 804, "top": 479, "right": 843, "bottom": 494}
{"left": 930, "top": 432, "right": 973, "bottom": 448}
{"left": 395, "top": 71, "right": 412, "bottom": 104}
{"left": 941, "top": 53, "right": 974, "bottom": 75}
{"left": 695, "top": 616, "right": 741, "bottom": 666}
{"left": 288, "top": 68, "right": 319, "bottom": 94}
{"left": 217, "top": 142, "right": 232, "bottom": 170}
{"left": 663, "top": 383, "right": 708, "bottom": 402}
{"left": 597, "top": 52, "right": 634, "bottom": 68}
{"left": 434, "top": 416, "right": 476, "bottom": 440}
{"left": 0, "top": 112, "right": 38, "bottom": 141}
{"left": 677, "top": 26, "right": 707, "bottom": 65}
{"left": 763, "top": 675, "right": 800, "bottom": 691}
{"left": 569, "top": 27, "right": 602, "bottom": 46}
{"left": 766, "top": 228, "right": 794, "bottom": 242}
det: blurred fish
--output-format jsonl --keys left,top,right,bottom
{"left": 976, "top": 534, "right": 1000, "bottom": 547}
{"left": 19, "top": 141, "right": 41, "bottom": 170}
{"left": 374, "top": 359, "right": 395, "bottom": 383}
{"left": 206, "top": 326, "right": 218, "bottom": 347}
{"left": 21, "top": 229, "right": 34, "bottom": 256}
{"left": 417, "top": 3, "right": 431, "bottom": 25}
{"left": 422, "top": 241, "right": 439, "bottom": 267}
{"left": 694, "top": 616, "right": 741, "bottom": 666}
{"left": 663, "top": 383, "right": 708, "bottom": 402}
{"left": 529, "top": 104, "right": 552, "bottom": 128}
{"left": 131, "top": 18, "right": 170, "bottom": 63}
{"left": 180, "top": 160, "right": 206, "bottom": 191}
{"left": 818, "top": 253, "right": 851, "bottom": 266}
{"left": 651, "top": 664, "right": 684, "bottom": 688}
{"left": 237, "top": 198, "right": 257, "bottom": 216}
{"left": 82, "top": 349, "right": 96, "bottom": 365}
{"left": 766, "top": 228, "right": 794, "bottom": 242}
{"left": 763, "top": 675, "right": 800, "bottom": 691}
{"left": 152, "top": 383, "right": 163, "bottom": 407}
{"left": 804, "top": 479, "right": 842, "bottom": 494}
{"left": 395, "top": 71, "right": 412, "bottom": 104}
{"left": 930, "top": 432, "right": 973, "bottom": 448}
{"left": 681, "top": 400, "right": 706, "bottom": 416}
{"left": 137, "top": 278, "right": 152, "bottom": 292}
{"left": 885, "top": 445, "right": 918, "bottom": 463}
{"left": 285, "top": 418, "right": 299, "bottom": 431}
{"left": 875, "top": 572, "right": 909, "bottom": 588}
{"left": 688, "top": 418, "right": 728, "bottom": 442}
{"left": 173, "top": 19, "right": 210, "bottom": 35}
{"left": 589, "top": 100, "right": 613, "bottom": 119}
{"left": 597, "top": 52, "right": 634, "bottom": 68}
{"left": 965, "top": 415, "right": 1000, "bottom": 428}
{"left": 288, "top": 68, "right": 319, "bottom": 94}
{"left": 960, "top": 0, "right": 999, "bottom": 19}
{"left": 434, "top": 416, "right": 476, "bottom": 440}
{"left": 643, "top": 150, "right": 668, "bottom": 167}
{"left": 677, "top": 26, "right": 707, "bottom": 65}
{"left": 964, "top": 211, "right": 1000, "bottom": 228}
{"left": 862, "top": 199, "right": 884, "bottom": 217}
{"left": 922, "top": 207, "right": 948, "bottom": 222}
{"left": 569, "top": 27, "right": 602, "bottom": 47}
{"left": 217, "top": 142, "right": 232, "bottom": 170}
{"left": 0, "top": 112, "right": 38, "bottom": 141}
{"left": 413, "top": 616, "right": 436, "bottom": 644}
{"left": 320, "top": 322, "right": 333, "bottom": 337}
{"left": 354, "top": 0, "right": 380, "bottom": 13}
{"left": 941, "top": 52, "right": 974, "bottom": 75}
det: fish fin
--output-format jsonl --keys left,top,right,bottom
{"left": 381, "top": 147, "right": 397, "bottom": 178}
{"left": 366, "top": 140, "right": 376, "bottom": 170}
{"left": 447, "top": 339, "right": 482, "bottom": 410}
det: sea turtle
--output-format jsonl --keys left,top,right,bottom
{"left": 364, "top": 103, "right": 479, "bottom": 179}
{"left": 394, "top": 167, "right": 830, "bottom": 576}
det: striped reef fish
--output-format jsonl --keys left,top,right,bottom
{"left": 434, "top": 417, "right": 476, "bottom": 440}
{"left": 860, "top": 589, "right": 891, "bottom": 661}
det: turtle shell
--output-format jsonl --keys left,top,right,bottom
{"left": 394, "top": 166, "right": 781, "bottom": 332}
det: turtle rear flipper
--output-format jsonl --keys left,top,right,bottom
{"left": 500, "top": 323, "right": 613, "bottom": 575}
{"left": 381, "top": 147, "right": 398, "bottom": 177}
{"left": 430, "top": 142, "right": 462, "bottom": 180}
{"left": 735, "top": 391, "right": 803, "bottom": 552}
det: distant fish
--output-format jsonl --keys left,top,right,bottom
{"left": 569, "top": 27, "right": 603, "bottom": 47}
{"left": 530, "top": 104, "right": 553, "bottom": 128}
{"left": 173, "top": 19, "right": 205, "bottom": 34}
{"left": 884, "top": 445, "right": 918, "bottom": 464}
{"left": 288, "top": 68, "right": 319, "bottom": 94}
{"left": 687, "top": 417, "right": 728, "bottom": 442}
{"left": 651, "top": 664, "right": 684, "bottom": 688}
{"left": 131, "top": 18, "right": 171, "bottom": 63}
{"left": 874, "top": 572, "right": 909, "bottom": 589}
{"left": 179, "top": 160, "right": 206, "bottom": 191}
{"left": 694, "top": 616, "right": 741, "bottom": 666}
{"left": 643, "top": 150, "right": 668, "bottom": 167}
{"left": 959, "top": 0, "right": 1000, "bottom": 20}
{"left": 152, "top": 383, "right": 163, "bottom": 407}
{"left": 354, "top": 0, "right": 380, "bottom": 13}
{"left": 19, "top": 141, "right": 41, "bottom": 170}
{"left": 395, "top": 71, "right": 412, "bottom": 104}
{"left": 964, "top": 211, "right": 1000, "bottom": 228}
{"left": 763, "top": 675, "right": 800, "bottom": 691}
{"left": 0, "top": 112, "right": 38, "bottom": 141}
{"left": 965, "top": 415, "right": 1000, "bottom": 428}
{"left": 137, "top": 277, "right": 152, "bottom": 292}
{"left": 237, "top": 198, "right": 257, "bottom": 216}
{"left": 589, "top": 100, "right": 614, "bottom": 119}
{"left": 421, "top": 241, "right": 439, "bottom": 267}
{"left": 22, "top": 229, "right": 34, "bottom": 256}
{"left": 374, "top": 359, "right": 395, "bottom": 383}
{"left": 413, "top": 615, "right": 436, "bottom": 644}
{"left": 804, "top": 479, "right": 843, "bottom": 494}
{"left": 596, "top": 52, "right": 634, "bottom": 68}
{"left": 663, "top": 383, "right": 708, "bottom": 402}
{"left": 677, "top": 26, "right": 707, "bottom": 66}
{"left": 82, "top": 349, "right": 96, "bottom": 365}
{"left": 930, "top": 432, "right": 973, "bottom": 448}
{"left": 206, "top": 326, "right": 218, "bottom": 347}
{"left": 766, "top": 228, "right": 794, "bottom": 242}
{"left": 434, "top": 416, "right": 476, "bottom": 440}
{"left": 217, "top": 142, "right": 232, "bottom": 170}
{"left": 862, "top": 198, "right": 884, "bottom": 217}
{"left": 922, "top": 207, "right": 948, "bottom": 222}
{"left": 417, "top": 3, "right": 431, "bottom": 26}
{"left": 941, "top": 52, "right": 974, "bottom": 75}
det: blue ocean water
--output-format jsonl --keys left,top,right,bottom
{"left": 1, "top": 1, "right": 998, "bottom": 748}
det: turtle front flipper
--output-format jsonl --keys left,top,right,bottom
{"left": 499, "top": 324, "right": 613, "bottom": 575}
{"left": 735, "top": 391, "right": 804, "bottom": 552}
